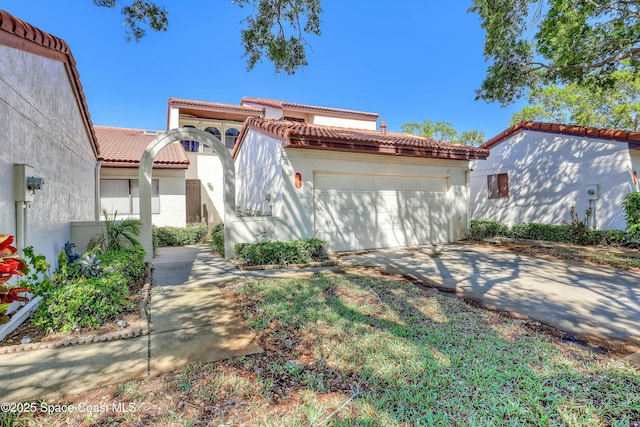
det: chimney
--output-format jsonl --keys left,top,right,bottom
{"left": 380, "top": 121, "right": 387, "bottom": 134}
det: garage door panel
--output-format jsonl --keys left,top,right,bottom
{"left": 314, "top": 173, "right": 450, "bottom": 252}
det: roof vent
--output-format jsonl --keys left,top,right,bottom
{"left": 144, "top": 130, "right": 159, "bottom": 136}
{"left": 380, "top": 121, "right": 387, "bottom": 134}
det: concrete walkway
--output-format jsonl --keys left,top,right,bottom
{"left": 0, "top": 245, "right": 261, "bottom": 401}
{"left": 341, "top": 244, "right": 640, "bottom": 342}
{"left": 150, "top": 245, "right": 261, "bottom": 376}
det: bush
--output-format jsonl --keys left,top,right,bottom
{"left": 469, "top": 220, "right": 510, "bottom": 240}
{"left": 623, "top": 192, "right": 640, "bottom": 239}
{"left": 98, "top": 245, "right": 146, "bottom": 285}
{"left": 153, "top": 224, "right": 208, "bottom": 247}
{"left": 33, "top": 274, "right": 130, "bottom": 333}
{"left": 28, "top": 246, "right": 146, "bottom": 334}
{"left": 590, "top": 229, "right": 628, "bottom": 247}
{"left": 209, "top": 223, "right": 224, "bottom": 254}
{"left": 510, "top": 223, "right": 575, "bottom": 243}
{"left": 234, "top": 238, "right": 328, "bottom": 265}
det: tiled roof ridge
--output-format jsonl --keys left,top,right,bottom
{"left": 0, "top": 10, "right": 70, "bottom": 53}
{"left": 0, "top": 9, "right": 99, "bottom": 156}
{"left": 233, "top": 117, "right": 489, "bottom": 160}
{"left": 483, "top": 120, "right": 640, "bottom": 149}
{"left": 248, "top": 117, "right": 486, "bottom": 151}
{"left": 169, "top": 98, "right": 264, "bottom": 113}
{"left": 94, "top": 125, "right": 165, "bottom": 133}
{"left": 240, "top": 97, "right": 380, "bottom": 120}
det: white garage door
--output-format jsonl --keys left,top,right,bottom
{"left": 314, "top": 173, "right": 449, "bottom": 252}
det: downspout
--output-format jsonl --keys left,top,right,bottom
{"left": 15, "top": 202, "right": 27, "bottom": 252}
{"left": 465, "top": 167, "right": 471, "bottom": 233}
{"left": 94, "top": 160, "right": 101, "bottom": 220}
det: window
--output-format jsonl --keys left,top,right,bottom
{"left": 205, "top": 127, "right": 221, "bottom": 140}
{"left": 181, "top": 140, "right": 200, "bottom": 152}
{"left": 101, "top": 179, "right": 160, "bottom": 214}
{"left": 180, "top": 125, "right": 199, "bottom": 152}
{"left": 225, "top": 128, "right": 239, "bottom": 149}
{"left": 487, "top": 173, "right": 509, "bottom": 199}
{"left": 203, "top": 127, "right": 221, "bottom": 153}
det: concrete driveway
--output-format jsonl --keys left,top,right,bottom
{"left": 340, "top": 244, "right": 640, "bottom": 342}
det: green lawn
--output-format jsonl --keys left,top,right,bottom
{"left": 11, "top": 273, "right": 640, "bottom": 426}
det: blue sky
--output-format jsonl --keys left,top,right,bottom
{"left": 5, "top": 1, "right": 525, "bottom": 139}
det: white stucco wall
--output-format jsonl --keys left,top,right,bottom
{"left": 470, "top": 130, "right": 635, "bottom": 230}
{"left": 235, "top": 130, "right": 283, "bottom": 216}
{"left": 185, "top": 152, "right": 225, "bottom": 224}
{"left": 100, "top": 168, "right": 186, "bottom": 227}
{"left": 0, "top": 44, "right": 96, "bottom": 264}
{"left": 311, "top": 115, "right": 377, "bottom": 130}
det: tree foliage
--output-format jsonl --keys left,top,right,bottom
{"left": 511, "top": 68, "right": 640, "bottom": 130}
{"left": 92, "top": 0, "right": 321, "bottom": 74}
{"left": 471, "top": 0, "right": 640, "bottom": 105}
{"left": 93, "top": 0, "right": 168, "bottom": 41}
{"left": 401, "top": 120, "right": 486, "bottom": 146}
{"left": 236, "top": 0, "right": 322, "bottom": 74}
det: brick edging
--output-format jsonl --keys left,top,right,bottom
{"left": 236, "top": 260, "right": 341, "bottom": 271}
{"left": 0, "top": 282, "right": 152, "bottom": 355}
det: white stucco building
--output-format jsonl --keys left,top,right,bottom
{"left": 0, "top": 10, "right": 99, "bottom": 263}
{"left": 165, "top": 96, "right": 489, "bottom": 253}
{"left": 94, "top": 126, "right": 189, "bottom": 227}
{"left": 471, "top": 121, "right": 640, "bottom": 230}
{"left": 232, "top": 116, "right": 489, "bottom": 252}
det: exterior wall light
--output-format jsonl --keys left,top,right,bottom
{"left": 294, "top": 172, "right": 302, "bottom": 189}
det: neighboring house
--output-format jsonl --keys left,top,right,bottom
{"left": 232, "top": 117, "right": 489, "bottom": 252}
{"left": 471, "top": 121, "right": 640, "bottom": 230}
{"left": 95, "top": 126, "right": 190, "bottom": 227}
{"left": 0, "top": 10, "right": 99, "bottom": 263}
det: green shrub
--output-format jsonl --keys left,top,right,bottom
{"left": 209, "top": 223, "right": 224, "bottom": 254}
{"left": 590, "top": 229, "right": 628, "bottom": 247}
{"left": 33, "top": 274, "right": 130, "bottom": 333}
{"left": 234, "top": 238, "right": 327, "bottom": 265}
{"left": 623, "top": 192, "right": 640, "bottom": 239}
{"left": 27, "top": 246, "right": 145, "bottom": 334}
{"left": 469, "top": 220, "right": 510, "bottom": 240}
{"left": 98, "top": 245, "right": 146, "bottom": 285}
{"left": 510, "top": 223, "right": 575, "bottom": 243}
{"left": 153, "top": 224, "right": 208, "bottom": 247}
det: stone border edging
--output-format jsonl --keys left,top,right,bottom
{"left": 236, "top": 260, "right": 341, "bottom": 271}
{"left": 0, "top": 281, "right": 152, "bottom": 355}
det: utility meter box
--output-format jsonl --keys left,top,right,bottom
{"left": 585, "top": 184, "right": 600, "bottom": 200}
{"left": 14, "top": 164, "right": 35, "bottom": 202}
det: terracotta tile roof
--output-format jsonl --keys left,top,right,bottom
{"left": 168, "top": 98, "right": 263, "bottom": 125}
{"left": 483, "top": 121, "right": 640, "bottom": 150}
{"left": 240, "top": 97, "right": 380, "bottom": 121}
{"left": 234, "top": 118, "right": 489, "bottom": 160}
{"left": 0, "top": 10, "right": 99, "bottom": 156}
{"left": 95, "top": 126, "right": 189, "bottom": 169}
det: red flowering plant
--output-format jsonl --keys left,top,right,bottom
{"left": 0, "top": 234, "right": 29, "bottom": 324}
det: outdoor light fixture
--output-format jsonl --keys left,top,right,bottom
{"left": 294, "top": 172, "right": 302, "bottom": 189}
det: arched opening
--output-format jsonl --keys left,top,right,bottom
{"left": 225, "top": 128, "right": 240, "bottom": 149}
{"left": 138, "top": 128, "right": 235, "bottom": 262}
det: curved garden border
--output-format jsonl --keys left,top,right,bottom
{"left": 0, "top": 282, "right": 151, "bottom": 354}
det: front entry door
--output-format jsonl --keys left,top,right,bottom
{"left": 186, "top": 179, "right": 201, "bottom": 223}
